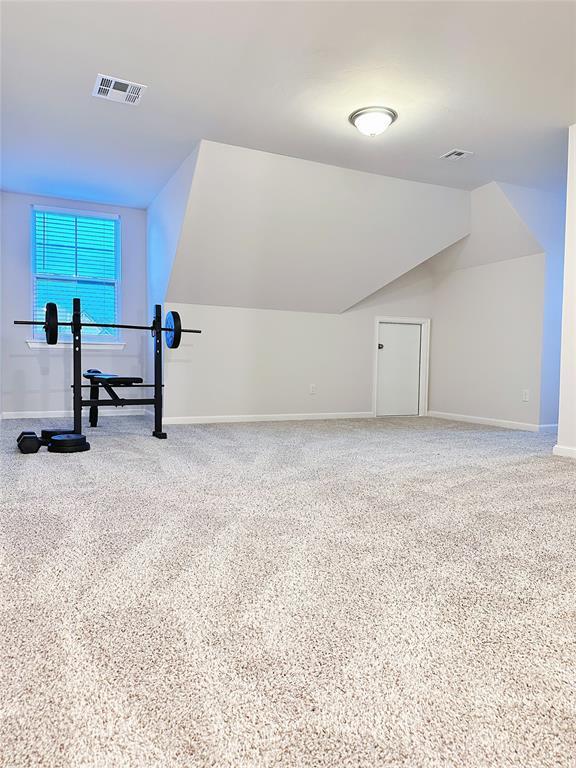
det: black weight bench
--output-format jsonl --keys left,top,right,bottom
{"left": 83, "top": 369, "right": 144, "bottom": 427}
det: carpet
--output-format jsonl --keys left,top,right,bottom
{"left": 1, "top": 416, "right": 575, "bottom": 767}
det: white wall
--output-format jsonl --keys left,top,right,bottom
{"left": 164, "top": 255, "right": 545, "bottom": 429}
{"left": 163, "top": 262, "right": 434, "bottom": 421}
{"left": 1, "top": 191, "right": 147, "bottom": 417}
{"left": 161, "top": 181, "right": 549, "bottom": 430}
{"left": 426, "top": 183, "right": 547, "bottom": 428}
{"left": 499, "top": 182, "right": 566, "bottom": 426}
{"left": 554, "top": 125, "right": 576, "bottom": 457}
{"left": 166, "top": 269, "right": 545, "bottom": 432}
{"left": 164, "top": 304, "right": 371, "bottom": 420}
{"left": 428, "top": 253, "right": 545, "bottom": 427}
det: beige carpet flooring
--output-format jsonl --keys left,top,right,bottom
{"left": 1, "top": 416, "right": 575, "bottom": 768}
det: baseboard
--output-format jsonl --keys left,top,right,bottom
{"left": 538, "top": 423, "right": 558, "bottom": 434}
{"left": 1, "top": 409, "right": 148, "bottom": 420}
{"left": 162, "top": 411, "right": 374, "bottom": 425}
{"left": 427, "top": 410, "right": 540, "bottom": 432}
{"left": 553, "top": 444, "right": 576, "bottom": 459}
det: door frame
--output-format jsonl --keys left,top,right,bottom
{"left": 372, "top": 316, "right": 431, "bottom": 417}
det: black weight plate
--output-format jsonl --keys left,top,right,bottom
{"left": 48, "top": 442, "right": 91, "bottom": 454}
{"left": 49, "top": 433, "right": 87, "bottom": 448}
{"left": 45, "top": 302, "right": 58, "bottom": 345}
{"left": 41, "top": 429, "right": 72, "bottom": 444}
{"left": 165, "top": 311, "right": 182, "bottom": 349}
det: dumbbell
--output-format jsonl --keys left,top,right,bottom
{"left": 17, "top": 431, "right": 42, "bottom": 453}
{"left": 16, "top": 429, "right": 90, "bottom": 453}
{"left": 16, "top": 429, "right": 79, "bottom": 453}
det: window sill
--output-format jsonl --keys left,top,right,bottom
{"left": 26, "top": 340, "right": 126, "bottom": 351}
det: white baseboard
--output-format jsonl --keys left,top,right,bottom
{"left": 427, "top": 410, "right": 540, "bottom": 432}
{"left": 163, "top": 411, "right": 374, "bottom": 425}
{"left": 553, "top": 444, "right": 576, "bottom": 459}
{"left": 1, "top": 409, "right": 148, "bottom": 420}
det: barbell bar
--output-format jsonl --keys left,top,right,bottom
{"left": 14, "top": 303, "right": 201, "bottom": 349}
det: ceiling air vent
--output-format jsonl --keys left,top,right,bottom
{"left": 440, "top": 148, "right": 474, "bottom": 161}
{"left": 92, "top": 74, "right": 147, "bottom": 105}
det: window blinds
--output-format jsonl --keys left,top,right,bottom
{"left": 32, "top": 210, "right": 119, "bottom": 339}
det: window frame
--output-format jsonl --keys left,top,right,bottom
{"left": 30, "top": 205, "right": 122, "bottom": 343}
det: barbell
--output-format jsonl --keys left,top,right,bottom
{"left": 14, "top": 302, "right": 200, "bottom": 349}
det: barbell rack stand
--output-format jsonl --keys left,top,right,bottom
{"left": 14, "top": 298, "right": 201, "bottom": 440}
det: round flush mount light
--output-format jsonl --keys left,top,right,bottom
{"left": 348, "top": 106, "right": 398, "bottom": 137}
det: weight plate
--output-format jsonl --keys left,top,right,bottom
{"left": 41, "top": 429, "right": 73, "bottom": 444}
{"left": 49, "top": 433, "right": 88, "bottom": 448}
{"left": 44, "top": 302, "right": 58, "bottom": 345}
{"left": 165, "top": 311, "right": 182, "bottom": 349}
{"left": 48, "top": 441, "right": 91, "bottom": 454}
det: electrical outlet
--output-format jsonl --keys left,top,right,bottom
{"left": 522, "top": 389, "right": 530, "bottom": 402}
{"left": 309, "top": 384, "right": 317, "bottom": 395}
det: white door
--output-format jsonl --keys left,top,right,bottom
{"left": 376, "top": 323, "right": 421, "bottom": 416}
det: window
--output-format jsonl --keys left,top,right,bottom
{"left": 32, "top": 207, "right": 120, "bottom": 341}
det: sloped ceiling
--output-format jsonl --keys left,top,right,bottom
{"left": 163, "top": 141, "right": 470, "bottom": 313}
{"left": 429, "top": 182, "right": 544, "bottom": 275}
{"left": 498, "top": 182, "right": 566, "bottom": 259}
{"left": 147, "top": 147, "right": 200, "bottom": 307}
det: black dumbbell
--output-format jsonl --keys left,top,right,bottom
{"left": 17, "top": 431, "right": 36, "bottom": 441}
{"left": 17, "top": 431, "right": 38, "bottom": 445}
{"left": 17, "top": 432, "right": 42, "bottom": 454}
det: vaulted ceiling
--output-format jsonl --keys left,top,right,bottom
{"left": 153, "top": 141, "right": 470, "bottom": 313}
{"left": 1, "top": 1, "right": 575, "bottom": 207}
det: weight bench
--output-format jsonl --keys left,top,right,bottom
{"left": 14, "top": 298, "right": 201, "bottom": 451}
{"left": 83, "top": 369, "right": 144, "bottom": 427}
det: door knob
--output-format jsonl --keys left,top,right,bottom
{"left": 378, "top": 343, "right": 383, "bottom": 349}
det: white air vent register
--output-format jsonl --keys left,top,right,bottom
{"left": 92, "top": 74, "right": 147, "bottom": 105}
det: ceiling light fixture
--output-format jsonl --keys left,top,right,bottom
{"left": 348, "top": 106, "right": 398, "bottom": 137}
